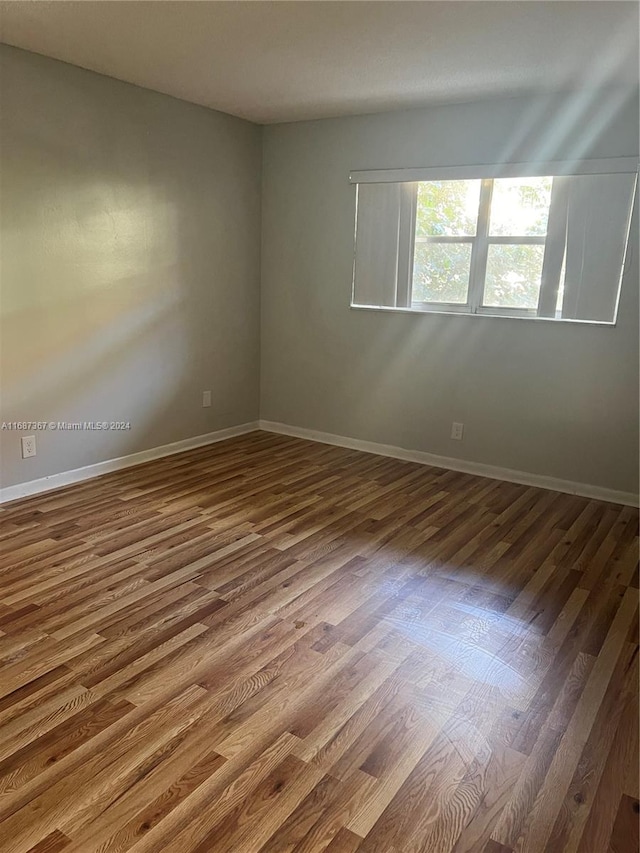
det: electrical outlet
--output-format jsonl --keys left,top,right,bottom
{"left": 21, "top": 435, "right": 37, "bottom": 458}
{"left": 202, "top": 390, "right": 212, "bottom": 408}
{"left": 450, "top": 422, "right": 464, "bottom": 441}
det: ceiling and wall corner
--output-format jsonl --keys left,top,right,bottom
{"left": 0, "top": 1, "right": 638, "bottom": 125}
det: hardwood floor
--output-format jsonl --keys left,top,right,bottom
{"left": 0, "top": 430, "right": 638, "bottom": 853}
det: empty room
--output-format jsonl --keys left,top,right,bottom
{"left": 0, "top": 1, "right": 638, "bottom": 851}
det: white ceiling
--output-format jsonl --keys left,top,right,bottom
{"left": 0, "top": 1, "right": 638, "bottom": 125}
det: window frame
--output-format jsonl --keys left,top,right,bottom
{"left": 350, "top": 158, "right": 638, "bottom": 325}
{"left": 407, "top": 177, "right": 561, "bottom": 318}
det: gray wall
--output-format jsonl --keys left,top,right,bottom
{"left": 1, "top": 46, "right": 262, "bottom": 488}
{"left": 261, "top": 91, "right": 639, "bottom": 494}
{"left": 2, "top": 47, "right": 637, "bottom": 497}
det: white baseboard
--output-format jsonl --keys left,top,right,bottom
{"left": 3, "top": 418, "right": 636, "bottom": 509}
{"left": 259, "top": 419, "right": 639, "bottom": 508}
{"left": 0, "top": 421, "right": 260, "bottom": 504}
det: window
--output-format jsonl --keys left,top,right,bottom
{"left": 351, "top": 161, "right": 637, "bottom": 324}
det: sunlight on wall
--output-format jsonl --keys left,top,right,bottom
{"left": 1, "top": 181, "right": 189, "bottom": 440}
{"left": 344, "top": 83, "right": 636, "bottom": 435}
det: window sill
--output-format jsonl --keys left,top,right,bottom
{"left": 349, "top": 303, "right": 617, "bottom": 326}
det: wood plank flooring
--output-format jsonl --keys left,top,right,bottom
{"left": 0, "top": 430, "right": 637, "bottom": 853}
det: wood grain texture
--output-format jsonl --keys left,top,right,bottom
{"left": 0, "top": 430, "right": 637, "bottom": 852}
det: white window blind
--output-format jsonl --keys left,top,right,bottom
{"left": 561, "top": 174, "right": 636, "bottom": 322}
